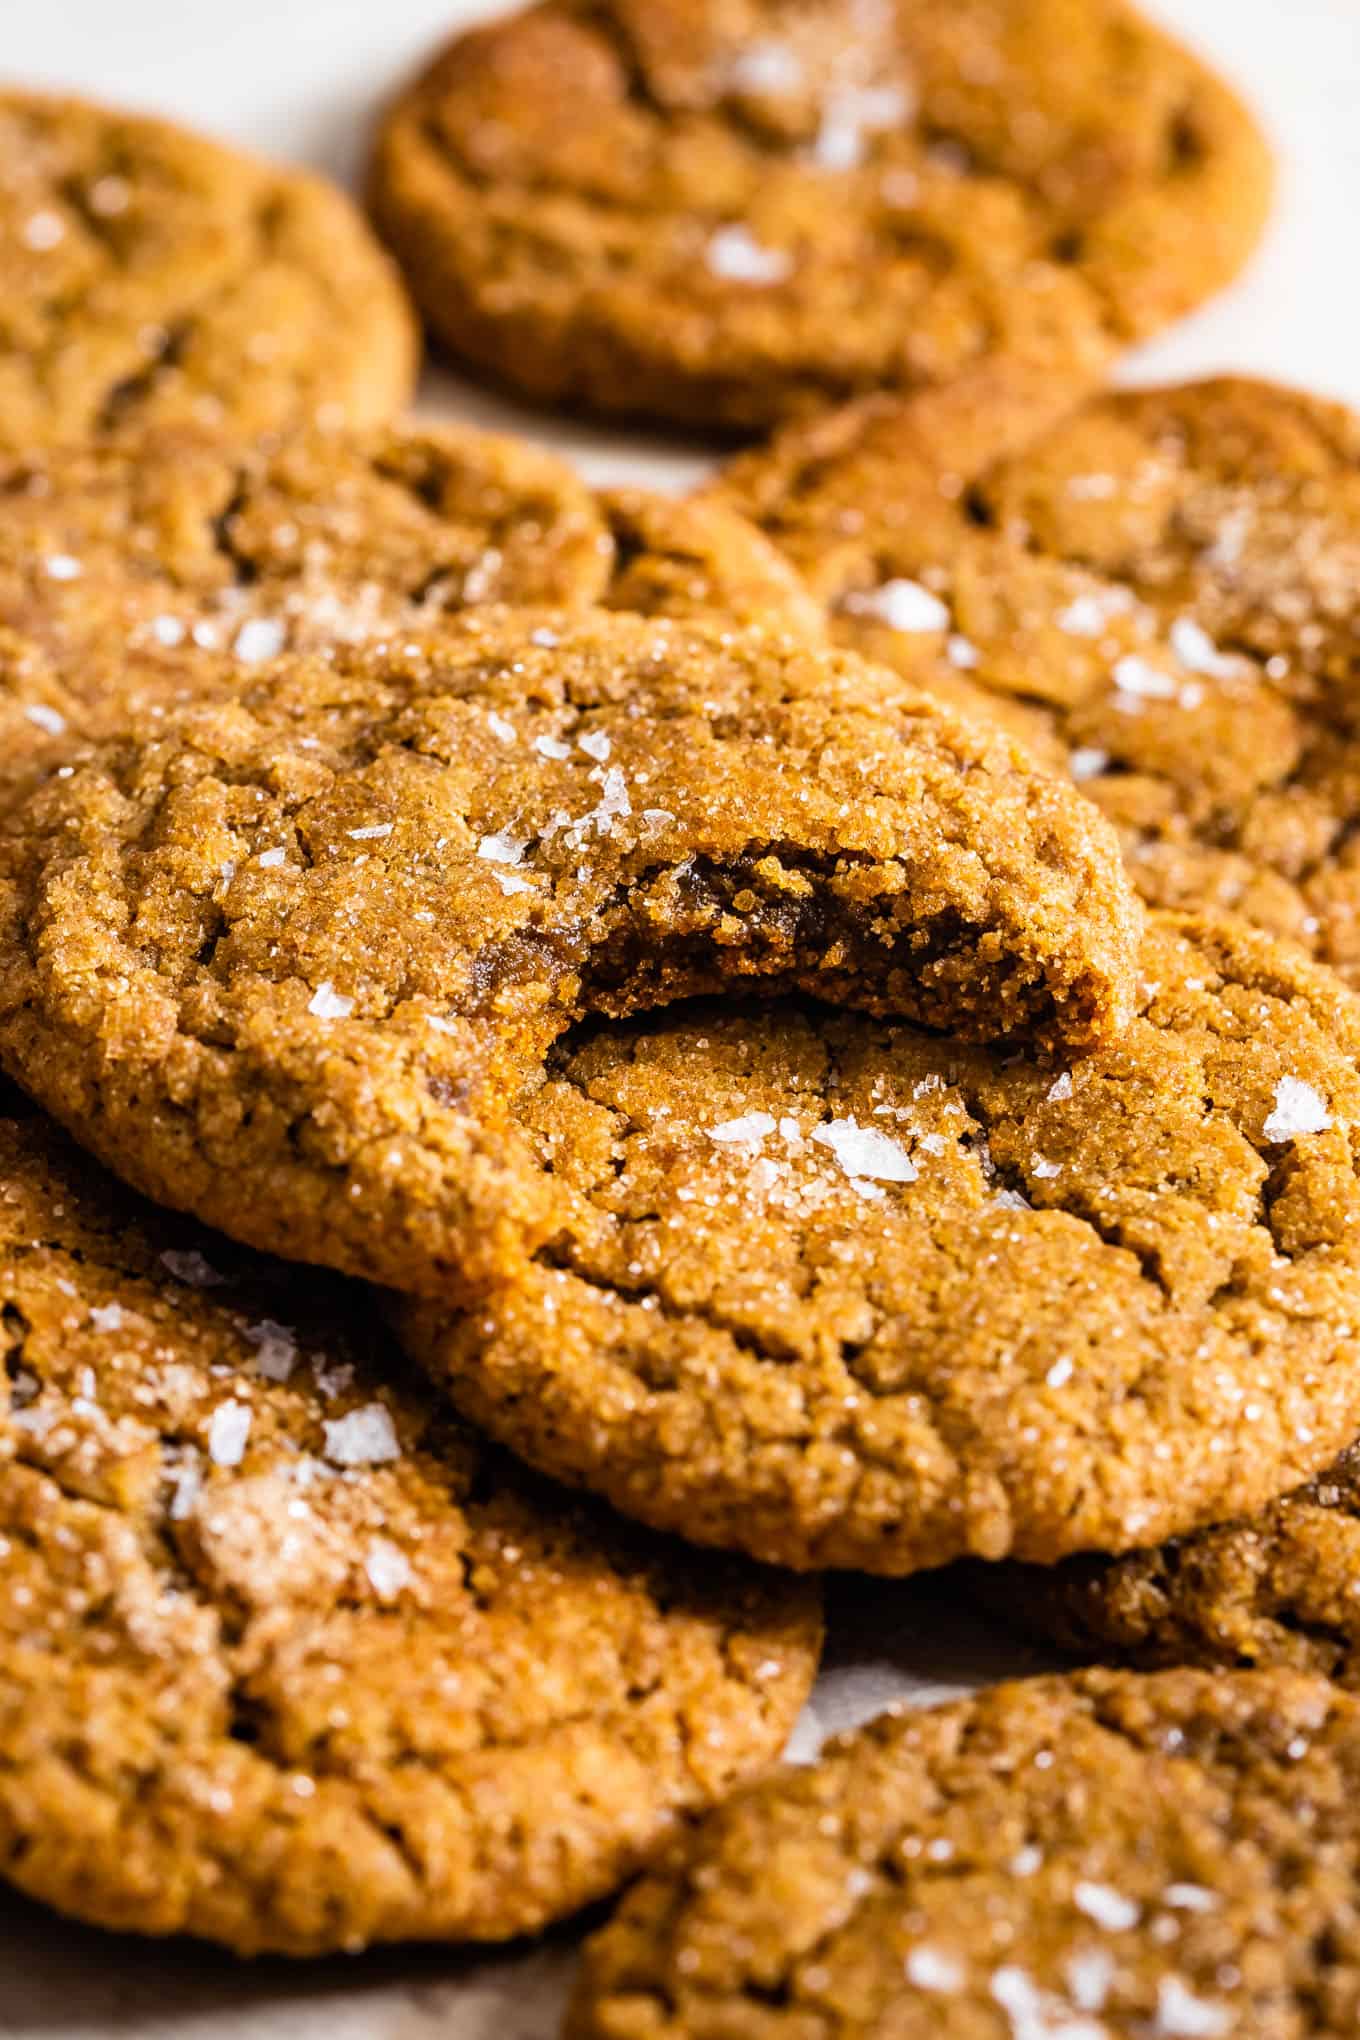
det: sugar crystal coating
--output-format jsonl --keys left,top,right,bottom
{"left": 0, "top": 609, "right": 1137, "bottom": 1300}
{"left": 398, "top": 913, "right": 1360, "bottom": 1573}
{"left": 0, "top": 1112, "right": 820, "bottom": 1955}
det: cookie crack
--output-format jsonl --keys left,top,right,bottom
{"left": 80, "top": 191, "right": 316, "bottom": 439}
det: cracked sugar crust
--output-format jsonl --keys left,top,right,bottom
{"left": 980, "top": 1442, "right": 1360, "bottom": 1690}
{"left": 368, "top": 0, "right": 1269, "bottom": 431}
{"left": 567, "top": 1666, "right": 1360, "bottom": 2039}
{"left": 0, "top": 91, "right": 418, "bottom": 451}
{"left": 397, "top": 913, "right": 1360, "bottom": 1574}
{"left": 714, "top": 374, "right": 1360, "bottom": 990}
{"left": 0, "top": 1111, "right": 820, "bottom": 1956}
{"left": 0, "top": 418, "right": 822, "bottom": 819}
{"left": 0, "top": 610, "right": 1138, "bottom": 1298}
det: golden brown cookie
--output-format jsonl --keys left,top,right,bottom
{"left": 0, "top": 1111, "right": 820, "bottom": 1956}
{"left": 0, "top": 419, "right": 821, "bottom": 819}
{"left": 0, "top": 92, "right": 418, "bottom": 450}
{"left": 369, "top": 0, "right": 1269, "bottom": 430}
{"left": 0, "top": 610, "right": 1137, "bottom": 1299}
{"left": 715, "top": 374, "right": 1360, "bottom": 987}
{"left": 567, "top": 1666, "right": 1360, "bottom": 2039}
{"left": 978, "top": 1442, "right": 1360, "bottom": 1686}
{"left": 398, "top": 912, "right": 1360, "bottom": 1573}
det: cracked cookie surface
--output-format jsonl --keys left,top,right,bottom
{"left": 0, "top": 92, "right": 417, "bottom": 450}
{"left": 397, "top": 914, "right": 1360, "bottom": 1573}
{"left": 715, "top": 374, "right": 1360, "bottom": 988}
{"left": 983, "top": 1442, "right": 1360, "bottom": 1688}
{"left": 0, "top": 610, "right": 1137, "bottom": 1296}
{"left": 369, "top": 0, "right": 1269, "bottom": 429}
{"left": 0, "top": 1109, "right": 820, "bottom": 1955}
{"left": 0, "top": 419, "right": 820, "bottom": 817}
{"left": 567, "top": 1666, "right": 1360, "bottom": 2039}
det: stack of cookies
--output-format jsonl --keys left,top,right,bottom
{"left": 4, "top": 5, "right": 1360, "bottom": 2033}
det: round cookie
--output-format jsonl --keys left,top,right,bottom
{"left": 0, "top": 419, "right": 821, "bottom": 819}
{"left": 715, "top": 374, "right": 1360, "bottom": 988}
{"left": 567, "top": 1666, "right": 1360, "bottom": 2039}
{"left": 398, "top": 912, "right": 1360, "bottom": 1573}
{"left": 0, "top": 1111, "right": 820, "bottom": 1956}
{"left": 0, "top": 91, "right": 417, "bottom": 450}
{"left": 0, "top": 612, "right": 1139, "bottom": 1299}
{"left": 369, "top": 0, "right": 1269, "bottom": 430}
{"left": 979, "top": 1442, "right": 1360, "bottom": 1686}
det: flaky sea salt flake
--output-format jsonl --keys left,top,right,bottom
{"left": 246, "top": 1319, "right": 297, "bottom": 1382}
{"left": 160, "top": 1249, "right": 225, "bottom": 1288}
{"left": 1066, "top": 1951, "right": 1113, "bottom": 2013}
{"left": 706, "top": 225, "right": 793, "bottom": 285}
{"left": 709, "top": 1112, "right": 777, "bottom": 1144}
{"left": 1155, "top": 1977, "right": 1230, "bottom": 2037}
{"left": 323, "top": 1403, "right": 401, "bottom": 1467}
{"left": 234, "top": 617, "right": 286, "bottom": 663}
{"left": 727, "top": 39, "right": 804, "bottom": 96}
{"left": 812, "top": 1118, "right": 917, "bottom": 1182}
{"left": 845, "top": 578, "right": 949, "bottom": 633}
{"left": 477, "top": 830, "right": 529, "bottom": 866}
{"left": 906, "top": 1947, "right": 964, "bottom": 1992}
{"left": 365, "top": 1538, "right": 412, "bottom": 1600}
{"left": 1073, "top": 1881, "right": 1140, "bottom": 1931}
{"left": 308, "top": 982, "right": 354, "bottom": 1020}
{"left": 1263, "top": 1075, "right": 1331, "bottom": 1143}
{"left": 1170, "top": 616, "right": 1236, "bottom": 679}
{"left": 990, "top": 1965, "right": 1104, "bottom": 2040}
{"left": 23, "top": 211, "right": 65, "bottom": 251}
{"left": 208, "top": 1399, "right": 252, "bottom": 1468}
{"left": 1113, "top": 655, "right": 1177, "bottom": 701}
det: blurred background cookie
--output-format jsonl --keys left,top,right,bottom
{"left": 714, "top": 373, "right": 1360, "bottom": 985}
{"left": 0, "top": 419, "right": 820, "bottom": 816}
{"left": 370, "top": 0, "right": 1270, "bottom": 429}
{"left": 569, "top": 1665, "right": 1360, "bottom": 2039}
{"left": 0, "top": 92, "right": 419, "bottom": 449}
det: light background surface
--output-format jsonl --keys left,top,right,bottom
{"left": 2, "top": 2, "right": 1356, "bottom": 2030}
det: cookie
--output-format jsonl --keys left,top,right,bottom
{"left": 0, "top": 610, "right": 1137, "bottom": 1298}
{"left": 397, "top": 912, "right": 1360, "bottom": 1573}
{"left": 0, "top": 1111, "right": 820, "bottom": 1956}
{"left": 0, "top": 422, "right": 823, "bottom": 665}
{"left": 715, "top": 374, "right": 1360, "bottom": 987}
{"left": 979, "top": 1442, "right": 1360, "bottom": 1687}
{"left": 0, "top": 91, "right": 417, "bottom": 450}
{"left": 567, "top": 1665, "right": 1360, "bottom": 2039}
{"left": 0, "top": 419, "right": 821, "bottom": 819}
{"left": 369, "top": 0, "right": 1269, "bottom": 430}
